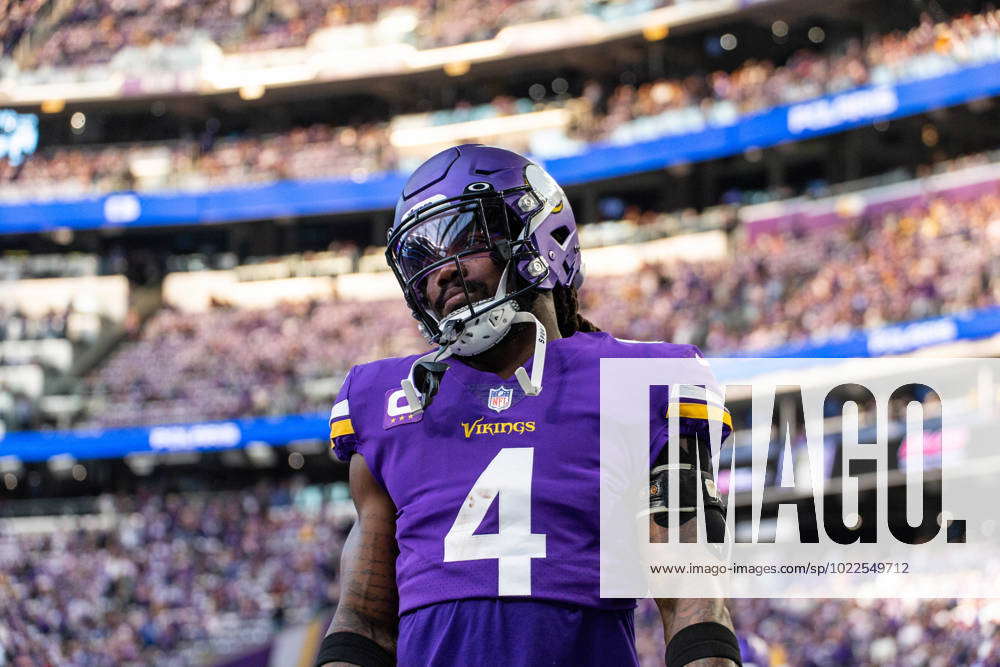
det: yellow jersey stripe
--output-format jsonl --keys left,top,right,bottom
{"left": 329, "top": 418, "right": 355, "bottom": 439}
{"left": 666, "top": 403, "right": 733, "bottom": 430}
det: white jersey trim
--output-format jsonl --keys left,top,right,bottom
{"left": 330, "top": 399, "right": 350, "bottom": 420}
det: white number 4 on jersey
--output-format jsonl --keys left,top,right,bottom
{"left": 443, "top": 448, "right": 547, "bottom": 596}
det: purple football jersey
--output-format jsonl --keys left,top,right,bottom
{"left": 329, "top": 331, "right": 730, "bottom": 614}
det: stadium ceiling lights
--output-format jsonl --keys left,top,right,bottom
{"left": 443, "top": 60, "right": 470, "bottom": 77}
{"left": 642, "top": 24, "right": 668, "bottom": 41}
{"left": 238, "top": 84, "right": 266, "bottom": 100}
{"left": 69, "top": 112, "right": 85, "bottom": 131}
{"left": 40, "top": 99, "right": 65, "bottom": 113}
{"left": 0, "top": 456, "right": 22, "bottom": 490}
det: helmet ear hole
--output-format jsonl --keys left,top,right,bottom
{"left": 482, "top": 200, "right": 524, "bottom": 241}
{"left": 550, "top": 225, "right": 571, "bottom": 246}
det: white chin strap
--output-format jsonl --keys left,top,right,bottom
{"left": 511, "top": 311, "right": 546, "bottom": 396}
{"left": 399, "top": 311, "right": 548, "bottom": 413}
{"left": 401, "top": 346, "right": 453, "bottom": 414}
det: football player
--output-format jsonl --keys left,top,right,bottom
{"left": 317, "top": 145, "right": 740, "bottom": 667}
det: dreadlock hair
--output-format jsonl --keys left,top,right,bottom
{"left": 552, "top": 283, "right": 601, "bottom": 338}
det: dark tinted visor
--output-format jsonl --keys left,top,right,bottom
{"left": 391, "top": 199, "right": 510, "bottom": 284}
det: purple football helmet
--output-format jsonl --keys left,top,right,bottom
{"left": 386, "top": 144, "right": 582, "bottom": 355}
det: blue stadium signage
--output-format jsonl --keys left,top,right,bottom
{"left": 0, "top": 413, "right": 327, "bottom": 463}
{"left": 786, "top": 87, "right": 899, "bottom": 135}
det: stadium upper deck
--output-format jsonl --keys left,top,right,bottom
{"left": 2, "top": 1, "right": 1000, "bottom": 237}
{"left": 0, "top": 0, "right": 727, "bottom": 107}
{"left": 11, "top": 0, "right": 684, "bottom": 69}
{"left": 4, "top": 5, "right": 1000, "bottom": 202}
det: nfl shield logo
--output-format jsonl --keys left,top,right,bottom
{"left": 487, "top": 386, "right": 513, "bottom": 413}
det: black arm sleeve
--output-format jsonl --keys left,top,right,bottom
{"left": 649, "top": 434, "right": 727, "bottom": 542}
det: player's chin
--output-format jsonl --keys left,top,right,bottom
{"left": 439, "top": 302, "right": 466, "bottom": 320}
{"left": 440, "top": 292, "right": 483, "bottom": 319}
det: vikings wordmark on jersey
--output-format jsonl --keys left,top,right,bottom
{"left": 329, "top": 331, "right": 732, "bottom": 614}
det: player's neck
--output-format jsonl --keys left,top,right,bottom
{"left": 458, "top": 302, "right": 562, "bottom": 380}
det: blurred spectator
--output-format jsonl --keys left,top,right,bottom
{"left": 580, "top": 190, "right": 1000, "bottom": 352}
{"left": 0, "top": 0, "right": 47, "bottom": 55}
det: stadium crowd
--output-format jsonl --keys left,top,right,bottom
{"left": 13, "top": 0, "right": 674, "bottom": 70}
{"left": 70, "top": 185, "right": 1000, "bottom": 429}
{"left": 25, "top": 0, "right": 248, "bottom": 69}
{"left": 583, "top": 189, "right": 1000, "bottom": 352}
{"left": 639, "top": 597, "right": 1000, "bottom": 666}
{"left": 236, "top": 0, "right": 644, "bottom": 53}
{"left": 0, "top": 483, "right": 349, "bottom": 666}
{"left": 3, "top": 482, "right": 1000, "bottom": 666}
{"left": 595, "top": 6, "right": 1000, "bottom": 144}
{"left": 82, "top": 298, "right": 421, "bottom": 428}
{"left": 4, "top": 7, "right": 1000, "bottom": 201}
